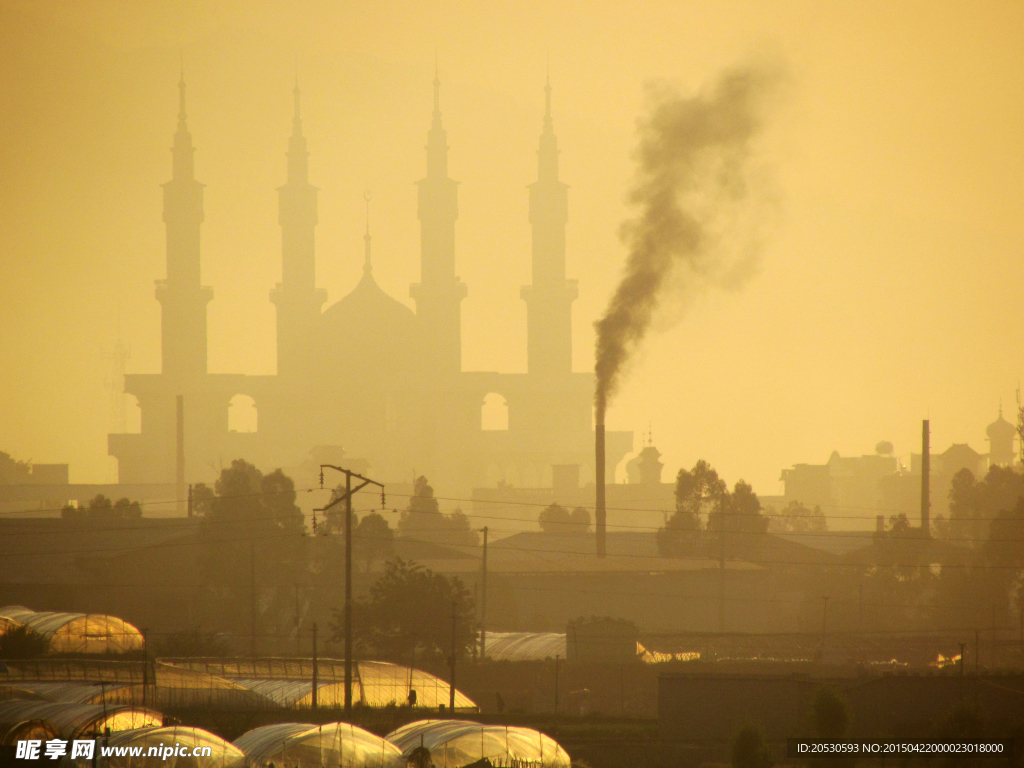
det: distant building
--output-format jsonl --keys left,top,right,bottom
{"left": 987, "top": 408, "right": 1017, "bottom": 467}
{"left": 780, "top": 450, "right": 897, "bottom": 522}
{"left": 474, "top": 443, "right": 675, "bottom": 534}
{"left": 107, "top": 75, "right": 631, "bottom": 494}
{"left": 780, "top": 410, "right": 1016, "bottom": 528}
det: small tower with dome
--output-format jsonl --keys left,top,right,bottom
{"left": 986, "top": 406, "right": 1016, "bottom": 468}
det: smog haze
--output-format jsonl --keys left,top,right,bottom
{"left": 1, "top": 0, "right": 1022, "bottom": 501}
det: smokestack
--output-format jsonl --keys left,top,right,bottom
{"left": 595, "top": 410, "right": 606, "bottom": 558}
{"left": 176, "top": 394, "right": 186, "bottom": 516}
{"left": 921, "top": 419, "right": 930, "bottom": 536}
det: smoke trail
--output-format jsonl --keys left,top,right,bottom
{"left": 594, "top": 64, "right": 780, "bottom": 415}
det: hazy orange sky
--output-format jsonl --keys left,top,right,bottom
{"left": 1, "top": 1, "right": 1022, "bottom": 503}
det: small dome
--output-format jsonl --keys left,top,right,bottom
{"left": 987, "top": 410, "right": 1016, "bottom": 440}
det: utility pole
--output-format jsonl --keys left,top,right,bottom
{"left": 176, "top": 395, "right": 186, "bottom": 516}
{"left": 822, "top": 596, "right": 830, "bottom": 657}
{"left": 718, "top": 534, "right": 726, "bottom": 632}
{"left": 141, "top": 628, "right": 148, "bottom": 708}
{"left": 959, "top": 642, "right": 965, "bottom": 677}
{"left": 294, "top": 585, "right": 301, "bottom": 656}
{"left": 250, "top": 541, "right": 257, "bottom": 658}
{"left": 992, "top": 603, "right": 998, "bottom": 669}
{"left": 858, "top": 582, "right": 863, "bottom": 633}
{"left": 976, "top": 628, "right": 980, "bottom": 675}
{"left": 480, "top": 526, "right": 488, "bottom": 660}
{"left": 311, "top": 622, "right": 318, "bottom": 710}
{"left": 554, "top": 655, "right": 559, "bottom": 714}
{"left": 449, "top": 600, "right": 458, "bottom": 711}
{"left": 316, "top": 464, "right": 385, "bottom": 717}
{"left": 921, "top": 419, "right": 930, "bottom": 536}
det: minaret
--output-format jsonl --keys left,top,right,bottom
{"left": 157, "top": 74, "right": 213, "bottom": 378}
{"left": 521, "top": 75, "right": 577, "bottom": 375}
{"left": 410, "top": 67, "right": 467, "bottom": 376}
{"left": 271, "top": 82, "right": 326, "bottom": 377}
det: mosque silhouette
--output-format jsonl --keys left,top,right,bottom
{"left": 108, "top": 72, "right": 632, "bottom": 494}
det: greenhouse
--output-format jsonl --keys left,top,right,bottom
{"left": 168, "top": 659, "right": 476, "bottom": 710}
{"left": 16, "top": 681, "right": 137, "bottom": 705}
{"left": 483, "top": 632, "right": 567, "bottom": 661}
{"left": 385, "top": 720, "right": 572, "bottom": 768}
{"left": 234, "top": 721, "right": 406, "bottom": 768}
{"left": 0, "top": 701, "right": 160, "bottom": 741}
{"left": 0, "top": 606, "right": 144, "bottom": 654}
{"left": 68, "top": 726, "right": 246, "bottom": 768}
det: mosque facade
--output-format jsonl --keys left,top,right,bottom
{"left": 107, "top": 74, "right": 633, "bottom": 494}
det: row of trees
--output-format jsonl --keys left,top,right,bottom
{"left": 656, "top": 460, "right": 770, "bottom": 558}
{"left": 182, "top": 460, "right": 478, "bottom": 663}
{"left": 61, "top": 494, "right": 142, "bottom": 520}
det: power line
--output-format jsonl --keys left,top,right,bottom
{"left": 6, "top": 482, "right": 1024, "bottom": 524}
{"left": 1, "top": 486, "right": 1022, "bottom": 545}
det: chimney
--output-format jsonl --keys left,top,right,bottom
{"left": 921, "top": 419, "right": 930, "bottom": 536}
{"left": 595, "top": 415, "right": 606, "bottom": 558}
{"left": 176, "top": 394, "right": 186, "bottom": 515}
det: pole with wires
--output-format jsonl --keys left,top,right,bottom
{"left": 315, "top": 464, "right": 385, "bottom": 717}
{"left": 480, "top": 526, "right": 488, "bottom": 660}
{"left": 449, "top": 599, "right": 458, "bottom": 711}
{"left": 250, "top": 541, "right": 257, "bottom": 657}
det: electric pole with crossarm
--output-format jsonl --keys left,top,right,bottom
{"left": 316, "top": 464, "right": 385, "bottom": 716}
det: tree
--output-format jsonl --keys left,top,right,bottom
{"left": 947, "top": 468, "right": 981, "bottom": 542}
{"left": 197, "top": 460, "right": 307, "bottom": 635}
{"left": 538, "top": 503, "right": 590, "bottom": 534}
{"left": 0, "top": 451, "right": 31, "bottom": 484}
{"left": 397, "top": 476, "right": 479, "bottom": 546}
{"left": 768, "top": 501, "right": 826, "bottom": 533}
{"left": 656, "top": 460, "right": 726, "bottom": 556}
{"left": 810, "top": 686, "right": 849, "bottom": 740}
{"left": 731, "top": 726, "right": 773, "bottom": 768}
{"left": 0, "top": 625, "right": 49, "bottom": 658}
{"left": 707, "top": 480, "right": 769, "bottom": 559}
{"left": 808, "top": 686, "right": 851, "bottom": 768}
{"left": 61, "top": 495, "right": 142, "bottom": 520}
{"left": 336, "top": 558, "right": 475, "bottom": 664}
{"left": 353, "top": 511, "right": 396, "bottom": 570}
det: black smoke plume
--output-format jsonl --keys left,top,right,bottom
{"left": 594, "top": 64, "right": 779, "bottom": 416}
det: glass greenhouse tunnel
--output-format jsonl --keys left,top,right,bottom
{"left": 482, "top": 632, "right": 567, "bottom": 661}
{"left": 234, "top": 721, "right": 406, "bottom": 768}
{"left": 386, "top": 720, "right": 572, "bottom": 768}
{"left": 0, "top": 606, "right": 144, "bottom": 654}
{"left": 68, "top": 726, "right": 246, "bottom": 768}
{"left": 167, "top": 659, "right": 476, "bottom": 710}
{"left": 0, "top": 701, "right": 160, "bottom": 744}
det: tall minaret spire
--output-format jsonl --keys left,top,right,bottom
{"left": 412, "top": 62, "right": 467, "bottom": 376}
{"left": 363, "top": 190, "right": 373, "bottom": 275}
{"left": 272, "top": 79, "right": 325, "bottom": 377}
{"left": 158, "top": 73, "right": 212, "bottom": 378}
{"left": 522, "top": 74, "right": 576, "bottom": 376}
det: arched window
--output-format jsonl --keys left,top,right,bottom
{"left": 480, "top": 393, "right": 508, "bottom": 431}
{"left": 228, "top": 394, "right": 258, "bottom": 433}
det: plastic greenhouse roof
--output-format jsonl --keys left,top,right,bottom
{"left": 234, "top": 721, "right": 405, "bottom": 768}
{"left": 0, "top": 607, "right": 144, "bottom": 654}
{"left": 68, "top": 726, "right": 246, "bottom": 768}
{"left": 385, "top": 719, "right": 571, "bottom": 768}
{"left": 167, "top": 659, "right": 476, "bottom": 710}
{"left": 0, "top": 701, "right": 160, "bottom": 738}
{"left": 16, "top": 682, "right": 136, "bottom": 706}
{"left": 484, "top": 632, "right": 567, "bottom": 661}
